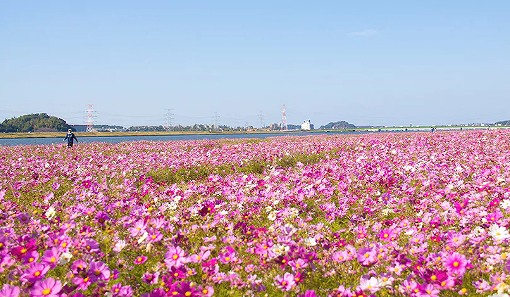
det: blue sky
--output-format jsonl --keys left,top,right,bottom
{"left": 1, "top": 1, "right": 509, "bottom": 128}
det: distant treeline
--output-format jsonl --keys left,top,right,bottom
{"left": 0, "top": 113, "right": 73, "bottom": 133}
{"left": 127, "top": 124, "right": 251, "bottom": 132}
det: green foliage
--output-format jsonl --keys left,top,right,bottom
{"left": 148, "top": 151, "right": 332, "bottom": 185}
{"left": 0, "top": 113, "right": 73, "bottom": 132}
{"left": 276, "top": 152, "right": 327, "bottom": 168}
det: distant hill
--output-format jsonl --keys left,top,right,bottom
{"left": 0, "top": 113, "right": 73, "bottom": 133}
{"left": 319, "top": 121, "right": 356, "bottom": 130}
{"left": 495, "top": 120, "right": 510, "bottom": 126}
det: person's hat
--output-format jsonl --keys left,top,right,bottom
{"left": 68, "top": 129, "right": 72, "bottom": 132}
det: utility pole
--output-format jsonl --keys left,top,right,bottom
{"left": 213, "top": 112, "right": 220, "bottom": 131}
{"left": 281, "top": 104, "right": 287, "bottom": 131}
{"left": 85, "top": 104, "right": 97, "bottom": 132}
{"left": 165, "top": 109, "right": 174, "bottom": 131}
{"left": 258, "top": 111, "right": 265, "bottom": 129}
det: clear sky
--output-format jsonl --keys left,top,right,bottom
{"left": 1, "top": 1, "right": 509, "bottom": 128}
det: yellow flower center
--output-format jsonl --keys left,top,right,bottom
{"left": 431, "top": 275, "right": 437, "bottom": 281}
{"left": 173, "top": 254, "right": 178, "bottom": 260}
{"left": 34, "top": 271, "right": 41, "bottom": 276}
{"left": 364, "top": 253, "right": 370, "bottom": 258}
{"left": 42, "top": 288, "right": 51, "bottom": 295}
{"left": 185, "top": 292, "right": 191, "bottom": 297}
{"left": 453, "top": 261, "right": 459, "bottom": 267}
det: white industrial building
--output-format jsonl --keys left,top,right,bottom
{"left": 301, "top": 120, "right": 312, "bottom": 130}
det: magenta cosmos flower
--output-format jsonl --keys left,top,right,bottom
{"left": 20, "top": 262, "right": 50, "bottom": 283}
{"left": 134, "top": 255, "right": 148, "bottom": 265}
{"left": 30, "top": 278, "right": 62, "bottom": 297}
{"left": 88, "top": 261, "right": 111, "bottom": 282}
{"left": 274, "top": 272, "right": 296, "bottom": 291}
{"left": 0, "top": 284, "right": 20, "bottom": 297}
{"left": 298, "top": 290, "right": 317, "bottom": 297}
{"left": 357, "top": 247, "right": 378, "bottom": 266}
{"left": 444, "top": 252, "right": 468, "bottom": 275}
{"left": 41, "top": 247, "right": 60, "bottom": 268}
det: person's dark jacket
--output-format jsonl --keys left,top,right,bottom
{"left": 64, "top": 132, "right": 78, "bottom": 145}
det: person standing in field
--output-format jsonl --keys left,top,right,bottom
{"left": 64, "top": 129, "right": 78, "bottom": 147}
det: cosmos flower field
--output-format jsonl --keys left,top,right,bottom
{"left": 2, "top": 131, "right": 510, "bottom": 297}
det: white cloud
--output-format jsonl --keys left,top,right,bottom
{"left": 349, "top": 29, "right": 378, "bottom": 37}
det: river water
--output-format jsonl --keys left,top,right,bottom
{"left": 0, "top": 131, "right": 364, "bottom": 146}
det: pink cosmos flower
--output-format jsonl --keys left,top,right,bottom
{"left": 288, "top": 258, "right": 308, "bottom": 271}
{"left": 399, "top": 279, "right": 419, "bottom": 295}
{"left": 219, "top": 246, "right": 237, "bottom": 264}
{"left": 165, "top": 246, "right": 187, "bottom": 267}
{"left": 83, "top": 239, "right": 100, "bottom": 253}
{"left": 21, "top": 250, "right": 39, "bottom": 264}
{"left": 170, "top": 282, "right": 200, "bottom": 297}
{"left": 41, "top": 247, "right": 60, "bottom": 268}
{"left": 298, "top": 290, "right": 317, "bottom": 297}
{"left": 111, "top": 283, "right": 133, "bottom": 296}
{"left": 169, "top": 265, "right": 187, "bottom": 280}
{"left": 134, "top": 255, "right": 148, "bottom": 265}
{"left": 20, "top": 262, "right": 50, "bottom": 283}
{"left": 198, "top": 285, "right": 214, "bottom": 297}
{"left": 88, "top": 261, "right": 111, "bottom": 282}
{"left": 142, "top": 272, "right": 160, "bottom": 284}
{"left": 357, "top": 247, "right": 378, "bottom": 266}
{"left": 188, "top": 250, "right": 210, "bottom": 263}
{"left": 0, "top": 284, "right": 20, "bottom": 297}
{"left": 70, "top": 259, "right": 88, "bottom": 274}
{"left": 444, "top": 252, "right": 468, "bottom": 275}
{"left": 72, "top": 275, "right": 92, "bottom": 291}
{"left": 274, "top": 272, "right": 296, "bottom": 291}
{"left": 30, "top": 278, "right": 62, "bottom": 297}
{"left": 378, "top": 228, "right": 395, "bottom": 241}
{"left": 129, "top": 220, "right": 146, "bottom": 237}
{"left": 417, "top": 283, "right": 440, "bottom": 297}
{"left": 147, "top": 229, "right": 163, "bottom": 243}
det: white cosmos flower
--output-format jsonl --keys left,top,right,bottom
{"left": 138, "top": 231, "right": 148, "bottom": 244}
{"left": 168, "top": 202, "right": 178, "bottom": 210}
{"left": 59, "top": 252, "right": 73, "bottom": 264}
{"left": 268, "top": 211, "right": 277, "bottom": 221}
{"left": 489, "top": 224, "right": 510, "bottom": 242}
{"left": 113, "top": 240, "right": 127, "bottom": 253}
{"left": 45, "top": 207, "right": 56, "bottom": 220}
{"left": 488, "top": 293, "right": 510, "bottom": 297}
{"left": 303, "top": 237, "right": 317, "bottom": 247}
{"left": 501, "top": 199, "right": 510, "bottom": 210}
{"left": 359, "top": 276, "right": 382, "bottom": 293}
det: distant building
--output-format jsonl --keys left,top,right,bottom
{"left": 301, "top": 120, "right": 312, "bottom": 131}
